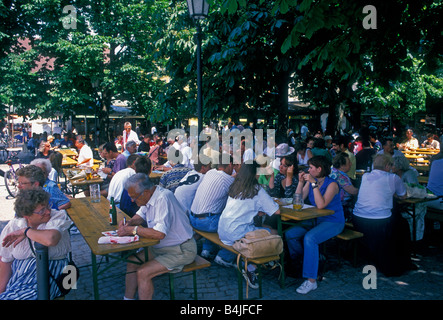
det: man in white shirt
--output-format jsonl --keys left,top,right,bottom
{"left": 107, "top": 154, "right": 139, "bottom": 206}
{"left": 397, "top": 128, "right": 419, "bottom": 150}
{"left": 118, "top": 173, "right": 196, "bottom": 300}
{"left": 75, "top": 136, "right": 94, "bottom": 167}
{"left": 122, "top": 122, "right": 140, "bottom": 150}
{"left": 189, "top": 154, "right": 235, "bottom": 267}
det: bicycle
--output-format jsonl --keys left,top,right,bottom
{"left": 4, "top": 155, "right": 24, "bottom": 198}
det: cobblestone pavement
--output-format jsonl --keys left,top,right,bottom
{"left": 1, "top": 152, "right": 443, "bottom": 302}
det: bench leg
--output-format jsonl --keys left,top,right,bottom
{"left": 169, "top": 274, "right": 175, "bottom": 300}
{"left": 192, "top": 270, "right": 198, "bottom": 300}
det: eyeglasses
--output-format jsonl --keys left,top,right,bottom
{"left": 18, "top": 181, "right": 32, "bottom": 187}
{"left": 130, "top": 192, "right": 144, "bottom": 202}
{"left": 33, "top": 202, "right": 53, "bottom": 215}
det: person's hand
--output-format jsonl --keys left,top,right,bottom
{"left": 117, "top": 220, "right": 132, "bottom": 237}
{"left": 2, "top": 228, "right": 27, "bottom": 248}
{"left": 304, "top": 173, "right": 316, "bottom": 184}
{"left": 298, "top": 171, "right": 306, "bottom": 183}
{"left": 287, "top": 165, "right": 294, "bottom": 178}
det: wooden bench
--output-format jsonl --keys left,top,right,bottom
{"left": 334, "top": 225, "right": 364, "bottom": 267}
{"left": 168, "top": 255, "right": 211, "bottom": 300}
{"left": 193, "top": 229, "right": 282, "bottom": 299}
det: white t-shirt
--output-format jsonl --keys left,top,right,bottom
{"left": 174, "top": 170, "right": 204, "bottom": 214}
{"left": 136, "top": 186, "right": 193, "bottom": 248}
{"left": 218, "top": 187, "right": 279, "bottom": 246}
{"left": 353, "top": 169, "right": 406, "bottom": 219}
{"left": 107, "top": 167, "right": 135, "bottom": 203}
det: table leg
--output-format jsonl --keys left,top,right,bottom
{"left": 91, "top": 253, "right": 100, "bottom": 300}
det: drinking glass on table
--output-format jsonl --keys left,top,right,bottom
{"left": 292, "top": 193, "right": 304, "bottom": 211}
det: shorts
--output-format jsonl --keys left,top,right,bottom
{"left": 151, "top": 238, "right": 197, "bottom": 273}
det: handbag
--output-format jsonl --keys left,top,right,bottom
{"left": 233, "top": 229, "right": 283, "bottom": 259}
{"left": 232, "top": 229, "right": 283, "bottom": 298}
{"left": 28, "top": 238, "right": 80, "bottom": 297}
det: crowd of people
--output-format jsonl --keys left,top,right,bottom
{"left": 1, "top": 119, "right": 442, "bottom": 300}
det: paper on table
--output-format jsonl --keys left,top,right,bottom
{"left": 98, "top": 235, "right": 139, "bottom": 244}
{"left": 283, "top": 204, "right": 315, "bottom": 210}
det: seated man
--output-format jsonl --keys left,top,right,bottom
{"left": 117, "top": 173, "right": 196, "bottom": 300}
{"left": 28, "top": 159, "right": 71, "bottom": 210}
{"left": 158, "top": 148, "right": 193, "bottom": 193}
{"left": 75, "top": 135, "right": 94, "bottom": 167}
{"left": 114, "top": 140, "right": 138, "bottom": 173}
{"left": 107, "top": 154, "right": 140, "bottom": 207}
{"left": 174, "top": 155, "right": 212, "bottom": 214}
{"left": 189, "top": 154, "right": 235, "bottom": 267}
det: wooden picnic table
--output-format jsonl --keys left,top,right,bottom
{"left": 62, "top": 168, "right": 104, "bottom": 197}
{"left": 67, "top": 197, "right": 159, "bottom": 300}
{"left": 56, "top": 148, "right": 78, "bottom": 157}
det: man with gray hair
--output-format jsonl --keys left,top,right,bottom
{"left": 117, "top": 173, "right": 196, "bottom": 300}
{"left": 114, "top": 140, "right": 138, "bottom": 172}
{"left": 75, "top": 135, "right": 93, "bottom": 167}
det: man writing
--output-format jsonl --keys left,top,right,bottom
{"left": 117, "top": 173, "right": 196, "bottom": 300}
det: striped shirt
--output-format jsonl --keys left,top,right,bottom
{"left": 190, "top": 168, "right": 234, "bottom": 215}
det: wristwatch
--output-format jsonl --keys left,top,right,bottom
{"left": 311, "top": 182, "right": 318, "bottom": 189}
{"left": 132, "top": 226, "right": 138, "bottom": 236}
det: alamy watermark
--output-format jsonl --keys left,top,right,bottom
{"left": 362, "top": 265, "right": 377, "bottom": 289}
{"left": 62, "top": 5, "right": 77, "bottom": 30}
{"left": 362, "top": 5, "right": 377, "bottom": 29}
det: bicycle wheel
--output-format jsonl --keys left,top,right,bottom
{"left": 4, "top": 170, "right": 19, "bottom": 198}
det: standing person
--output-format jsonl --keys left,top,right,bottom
{"left": 189, "top": 154, "right": 235, "bottom": 267}
{"left": 218, "top": 161, "right": 280, "bottom": 288}
{"left": 117, "top": 173, "right": 196, "bottom": 300}
{"left": 75, "top": 136, "right": 93, "bottom": 167}
{"left": 122, "top": 122, "right": 140, "bottom": 151}
{"left": 352, "top": 154, "right": 415, "bottom": 277}
{"left": 147, "top": 138, "right": 163, "bottom": 167}
{"left": 0, "top": 188, "right": 72, "bottom": 300}
{"left": 285, "top": 155, "right": 344, "bottom": 294}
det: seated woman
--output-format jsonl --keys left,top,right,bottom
{"left": 352, "top": 154, "right": 415, "bottom": 277}
{"left": 392, "top": 155, "right": 426, "bottom": 242}
{"left": 330, "top": 152, "right": 359, "bottom": 222}
{"left": 0, "top": 188, "right": 72, "bottom": 300}
{"left": 266, "top": 154, "right": 298, "bottom": 199}
{"left": 218, "top": 161, "right": 280, "bottom": 289}
{"left": 285, "top": 155, "right": 345, "bottom": 294}
{"left": 295, "top": 141, "right": 313, "bottom": 166}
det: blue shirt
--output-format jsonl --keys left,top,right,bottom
{"left": 428, "top": 159, "right": 443, "bottom": 196}
{"left": 308, "top": 176, "right": 344, "bottom": 224}
{"left": 43, "top": 179, "right": 70, "bottom": 210}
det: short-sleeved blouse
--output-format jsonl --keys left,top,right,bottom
{"left": 0, "top": 210, "right": 72, "bottom": 263}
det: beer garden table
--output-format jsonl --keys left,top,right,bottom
{"left": 67, "top": 197, "right": 159, "bottom": 300}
